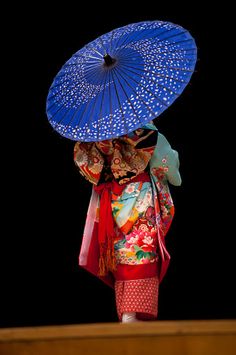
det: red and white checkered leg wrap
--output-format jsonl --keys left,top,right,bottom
{"left": 115, "top": 277, "right": 159, "bottom": 321}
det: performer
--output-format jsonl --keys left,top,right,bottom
{"left": 74, "top": 121, "right": 181, "bottom": 323}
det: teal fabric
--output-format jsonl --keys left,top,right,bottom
{"left": 149, "top": 133, "right": 181, "bottom": 186}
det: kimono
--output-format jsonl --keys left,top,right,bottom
{"left": 74, "top": 123, "right": 181, "bottom": 320}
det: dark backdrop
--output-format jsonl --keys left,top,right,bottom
{"left": 1, "top": 2, "right": 234, "bottom": 327}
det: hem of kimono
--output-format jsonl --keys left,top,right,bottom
{"left": 115, "top": 276, "right": 159, "bottom": 321}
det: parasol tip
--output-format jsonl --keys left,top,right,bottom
{"left": 103, "top": 53, "right": 116, "bottom": 67}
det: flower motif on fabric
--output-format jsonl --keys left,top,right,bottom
{"left": 114, "top": 228, "right": 158, "bottom": 265}
{"left": 151, "top": 166, "right": 167, "bottom": 181}
{"left": 145, "top": 206, "right": 156, "bottom": 225}
{"left": 151, "top": 174, "right": 175, "bottom": 236}
{"left": 125, "top": 184, "right": 136, "bottom": 194}
{"left": 135, "top": 185, "right": 154, "bottom": 213}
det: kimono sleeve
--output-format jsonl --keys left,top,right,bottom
{"left": 74, "top": 142, "right": 104, "bottom": 185}
{"left": 149, "top": 133, "right": 182, "bottom": 186}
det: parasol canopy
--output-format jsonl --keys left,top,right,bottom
{"left": 46, "top": 20, "right": 197, "bottom": 142}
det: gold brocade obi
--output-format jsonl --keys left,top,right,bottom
{"left": 74, "top": 125, "right": 158, "bottom": 185}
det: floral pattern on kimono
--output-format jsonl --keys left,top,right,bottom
{"left": 75, "top": 123, "right": 181, "bottom": 286}
{"left": 74, "top": 123, "right": 158, "bottom": 185}
{"left": 112, "top": 182, "right": 159, "bottom": 265}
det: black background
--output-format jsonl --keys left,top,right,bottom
{"left": 1, "top": 2, "right": 234, "bottom": 327}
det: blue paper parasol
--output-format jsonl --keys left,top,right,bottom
{"left": 46, "top": 20, "right": 197, "bottom": 142}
